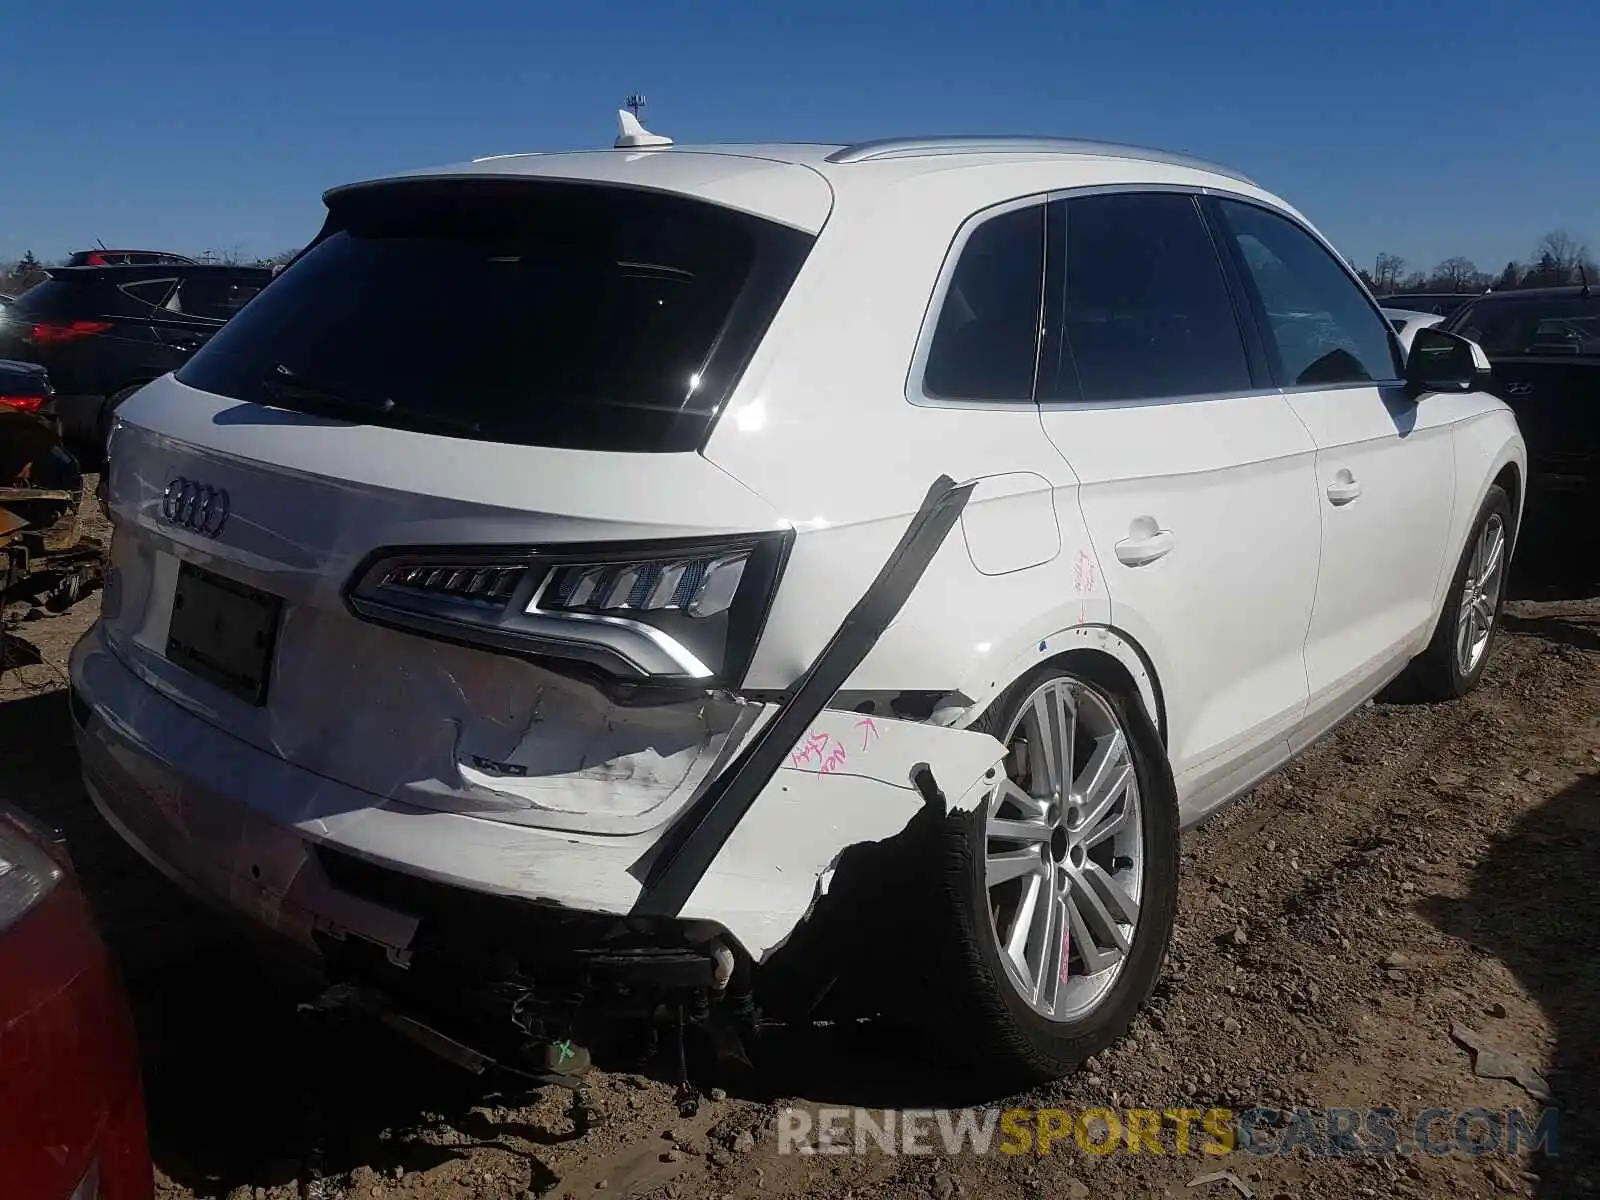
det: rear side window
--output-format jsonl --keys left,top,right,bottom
{"left": 169, "top": 276, "right": 262, "bottom": 320}
{"left": 1042, "top": 192, "right": 1252, "bottom": 403}
{"left": 921, "top": 203, "right": 1045, "bottom": 402}
{"left": 120, "top": 279, "right": 176, "bottom": 307}
{"left": 177, "top": 181, "right": 814, "bottom": 453}
{"left": 1215, "top": 199, "right": 1401, "bottom": 386}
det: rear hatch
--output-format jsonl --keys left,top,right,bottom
{"left": 1486, "top": 358, "right": 1600, "bottom": 487}
{"left": 100, "top": 175, "right": 817, "bottom": 834}
{"left": 1461, "top": 294, "right": 1600, "bottom": 489}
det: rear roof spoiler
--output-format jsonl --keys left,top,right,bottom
{"left": 43, "top": 264, "right": 274, "bottom": 282}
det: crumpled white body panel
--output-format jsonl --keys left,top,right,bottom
{"left": 72, "top": 624, "right": 1006, "bottom": 960}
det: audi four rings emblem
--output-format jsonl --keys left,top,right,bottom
{"left": 161, "top": 477, "right": 230, "bottom": 537}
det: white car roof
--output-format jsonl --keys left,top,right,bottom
{"left": 325, "top": 136, "right": 1282, "bottom": 236}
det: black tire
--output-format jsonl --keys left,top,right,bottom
{"left": 920, "top": 655, "right": 1179, "bottom": 1095}
{"left": 1391, "top": 484, "right": 1513, "bottom": 703}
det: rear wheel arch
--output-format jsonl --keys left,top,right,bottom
{"left": 963, "top": 627, "right": 1168, "bottom": 750}
{"left": 915, "top": 650, "right": 1180, "bottom": 1092}
{"left": 1492, "top": 461, "right": 1521, "bottom": 546}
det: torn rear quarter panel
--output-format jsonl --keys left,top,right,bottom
{"left": 680, "top": 706, "right": 1006, "bottom": 960}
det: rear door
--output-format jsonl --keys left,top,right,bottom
{"left": 1207, "top": 196, "right": 1457, "bottom": 726}
{"left": 1034, "top": 190, "right": 1322, "bottom": 815}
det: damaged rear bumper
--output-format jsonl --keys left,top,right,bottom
{"left": 70, "top": 472, "right": 1008, "bottom": 1046}
{"left": 70, "top": 625, "right": 1003, "bottom": 964}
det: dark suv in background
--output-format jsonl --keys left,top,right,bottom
{"left": 1374, "top": 291, "right": 1480, "bottom": 317}
{"left": 1440, "top": 284, "right": 1599, "bottom": 575}
{"left": 0, "top": 263, "right": 271, "bottom": 461}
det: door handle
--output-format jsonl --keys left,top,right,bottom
{"left": 1326, "top": 472, "right": 1363, "bottom": 506}
{"left": 1114, "top": 526, "right": 1175, "bottom": 567}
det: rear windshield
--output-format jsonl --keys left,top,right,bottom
{"left": 1446, "top": 294, "right": 1600, "bottom": 358}
{"left": 176, "top": 180, "right": 814, "bottom": 452}
{"left": 7, "top": 279, "right": 86, "bottom": 319}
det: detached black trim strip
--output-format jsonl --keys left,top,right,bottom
{"left": 630, "top": 474, "right": 977, "bottom": 918}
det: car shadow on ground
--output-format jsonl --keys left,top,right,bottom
{"left": 1421, "top": 771, "right": 1600, "bottom": 1199}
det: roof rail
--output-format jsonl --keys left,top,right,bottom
{"left": 824, "top": 135, "right": 1255, "bottom": 184}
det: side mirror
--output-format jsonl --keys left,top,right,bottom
{"left": 1405, "top": 327, "right": 1492, "bottom": 397}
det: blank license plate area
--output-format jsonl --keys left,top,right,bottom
{"left": 165, "top": 561, "right": 282, "bottom": 705}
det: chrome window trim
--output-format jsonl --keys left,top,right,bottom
{"left": 1035, "top": 385, "right": 1285, "bottom": 413}
{"left": 118, "top": 276, "right": 179, "bottom": 307}
{"left": 904, "top": 191, "right": 1052, "bottom": 411}
{"left": 906, "top": 183, "right": 1406, "bottom": 414}
{"left": 1206, "top": 192, "right": 1409, "bottom": 383}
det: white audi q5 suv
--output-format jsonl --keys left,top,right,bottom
{"left": 70, "top": 116, "right": 1525, "bottom": 1095}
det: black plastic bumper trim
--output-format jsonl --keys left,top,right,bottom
{"left": 630, "top": 473, "right": 976, "bottom": 918}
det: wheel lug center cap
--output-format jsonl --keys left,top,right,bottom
{"left": 1049, "top": 827, "right": 1069, "bottom": 864}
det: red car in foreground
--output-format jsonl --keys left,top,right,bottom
{"left": 0, "top": 803, "right": 152, "bottom": 1199}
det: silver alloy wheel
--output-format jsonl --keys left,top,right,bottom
{"left": 1456, "top": 512, "right": 1506, "bottom": 676}
{"left": 983, "top": 676, "right": 1144, "bottom": 1022}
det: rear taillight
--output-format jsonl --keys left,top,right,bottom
{"left": 31, "top": 320, "right": 112, "bottom": 346}
{"left": 347, "top": 534, "right": 792, "bottom": 686}
{"left": 0, "top": 394, "right": 48, "bottom": 413}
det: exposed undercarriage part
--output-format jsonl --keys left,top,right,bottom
{"left": 297, "top": 476, "right": 1009, "bottom": 1109}
{"left": 303, "top": 755, "right": 978, "bottom": 1117}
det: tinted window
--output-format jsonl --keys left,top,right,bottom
{"left": 1445, "top": 294, "right": 1600, "bottom": 357}
{"left": 178, "top": 182, "right": 812, "bottom": 453}
{"left": 1043, "top": 192, "right": 1252, "bottom": 403}
{"left": 922, "top": 203, "right": 1045, "bottom": 401}
{"left": 120, "top": 279, "right": 176, "bottom": 307}
{"left": 6, "top": 279, "right": 86, "bottom": 320}
{"left": 170, "top": 276, "right": 262, "bottom": 321}
{"left": 1217, "top": 200, "right": 1400, "bottom": 386}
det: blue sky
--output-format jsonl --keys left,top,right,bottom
{"left": 2, "top": 0, "right": 1595, "bottom": 276}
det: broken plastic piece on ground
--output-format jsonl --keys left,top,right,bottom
{"left": 1449, "top": 1019, "right": 1552, "bottom": 1100}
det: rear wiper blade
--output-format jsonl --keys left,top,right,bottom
{"left": 261, "top": 364, "right": 481, "bottom": 436}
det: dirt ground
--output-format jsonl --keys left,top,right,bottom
{"left": 3, "top": 484, "right": 1596, "bottom": 1200}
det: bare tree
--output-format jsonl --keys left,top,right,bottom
{"left": 1492, "top": 260, "right": 1521, "bottom": 290}
{"left": 251, "top": 247, "right": 302, "bottom": 269}
{"left": 1430, "top": 256, "right": 1481, "bottom": 291}
{"left": 195, "top": 244, "right": 248, "bottom": 266}
{"left": 1532, "top": 230, "right": 1590, "bottom": 284}
{"left": 1400, "top": 270, "right": 1428, "bottom": 292}
{"left": 1373, "top": 253, "right": 1406, "bottom": 292}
